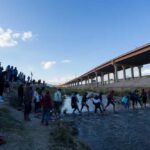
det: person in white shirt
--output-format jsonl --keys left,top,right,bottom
{"left": 33, "top": 87, "right": 40, "bottom": 113}
{"left": 92, "top": 95, "right": 103, "bottom": 114}
{"left": 54, "top": 88, "right": 62, "bottom": 118}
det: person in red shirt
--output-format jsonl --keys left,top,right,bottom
{"left": 104, "top": 90, "right": 116, "bottom": 112}
{"left": 41, "top": 91, "right": 53, "bottom": 126}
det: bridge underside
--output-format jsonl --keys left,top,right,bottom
{"left": 63, "top": 43, "right": 150, "bottom": 86}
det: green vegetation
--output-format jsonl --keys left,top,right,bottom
{"left": 0, "top": 107, "right": 33, "bottom": 149}
{"left": 62, "top": 87, "right": 131, "bottom": 96}
{"left": 49, "top": 121, "right": 92, "bottom": 150}
{"left": 0, "top": 107, "right": 24, "bottom": 132}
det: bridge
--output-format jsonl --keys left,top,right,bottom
{"left": 63, "top": 43, "right": 150, "bottom": 87}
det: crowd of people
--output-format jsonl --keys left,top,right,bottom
{"left": 0, "top": 63, "right": 33, "bottom": 102}
{"left": 18, "top": 84, "right": 62, "bottom": 126}
{"left": 1, "top": 63, "right": 150, "bottom": 127}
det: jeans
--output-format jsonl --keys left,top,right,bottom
{"left": 41, "top": 108, "right": 50, "bottom": 124}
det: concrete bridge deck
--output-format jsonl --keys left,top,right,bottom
{"left": 63, "top": 43, "right": 150, "bottom": 88}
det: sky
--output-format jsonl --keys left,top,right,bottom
{"left": 0, "top": 0, "right": 150, "bottom": 84}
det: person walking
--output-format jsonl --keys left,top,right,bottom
{"left": 80, "top": 92, "right": 89, "bottom": 113}
{"left": 141, "top": 89, "right": 147, "bottom": 108}
{"left": 134, "top": 89, "right": 142, "bottom": 108}
{"left": 104, "top": 90, "right": 116, "bottom": 112}
{"left": 71, "top": 92, "right": 80, "bottom": 114}
{"left": 98, "top": 92, "right": 105, "bottom": 111}
{"left": 92, "top": 95, "right": 103, "bottom": 114}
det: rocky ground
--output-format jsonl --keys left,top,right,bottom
{"left": 1, "top": 88, "right": 150, "bottom": 150}
{"left": 76, "top": 108, "right": 150, "bottom": 150}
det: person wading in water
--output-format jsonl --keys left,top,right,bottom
{"left": 80, "top": 92, "right": 89, "bottom": 113}
{"left": 104, "top": 90, "right": 116, "bottom": 113}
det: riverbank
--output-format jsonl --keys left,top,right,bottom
{"left": 1, "top": 84, "right": 150, "bottom": 150}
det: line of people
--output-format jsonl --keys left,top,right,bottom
{"left": 71, "top": 90, "right": 116, "bottom": 114}
{"left": 71, "top": 89, "right": 150, "bottom": 115}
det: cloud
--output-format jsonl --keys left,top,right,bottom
{"left": 61, "top": 59, "right": 72, "bottom": 63}
{"left": 47, "top": 75, "right": 75, "bottom": 85}
{"left": 0, "top": 27, "right": 33, "bottom": 47}
{"left": 22, "top": 31, "right": 32, "bottom": 41}
{"left": 41, "top": 61, "right": 56, "bottom": 70}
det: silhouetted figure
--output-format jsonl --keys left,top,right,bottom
{"left": 71, "top": 92, "right": 80, "bottom": 114}
{"left": 0, "top": 72, "right": 5, "bottom": 102}
{"left": 104, "top": 90, "right": 116, "bottom": 112}
{"left": 141, "top": 89, "right": 147, "bottom": 108}
{"left": 81, "top": 92, "right": 89, "bottom": 113}
{"left": 18, "top": 84, "right": 24, "bottom": 107}
{"left": 24, "top": 84, "right": 32, "bottom": 121}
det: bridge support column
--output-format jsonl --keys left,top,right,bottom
{"left": 108, "top": 73, "right": 110, "bottom": 84}
{"left": 95, "top": 72, "right": 98, "bottom": 87}
{"left": 101, "top": 72, "right": 104, "bottom": 85}
{"left": 88, "top": 76, "right": 90, "bottom": 84}
{"left": 80, "top": 79, "right": 82, "bottom": 85}
{"left": 138, "top": 66, "right": 142, "bottom": 78}
{"left": 85, "top": 79, "right": 87, "bottom": 85}
{"left": 122, "top": 65, "right": 126, "bottom": 80}
{"left": 131, "top": 66, "right": 134, "bottom": 79}
{"left": 114, "top": 64, "right": 118, "bottom": 82}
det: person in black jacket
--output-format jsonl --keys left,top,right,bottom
{"left": 71, "top": 92, "right": 80, "bottom": 114}
{"left": 80, "top": 92, "right": 89, "bottom": 113}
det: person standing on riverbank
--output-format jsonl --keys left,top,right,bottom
{"left": 41, "top": 91, "right": 53, "bottom": 126}
{"left": 18, "top": 84, "right": 24, "bottom": 108}
{"left": 104, "top": 90, "right": 116, "bottom": 112}
{"left": 0, "top": 71, "right": 6, "bottom": 102}
{"left": 54, "top": 88, "right": 62, "bottom": 118}
{"left": 33, "top": 87, "right": 40, "bottom": 113}
{"left": 24, "top": 84, "right": 32, "bottom": 121}
{"left": 80, "top": 92, "right": 89, "bottom": 113}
